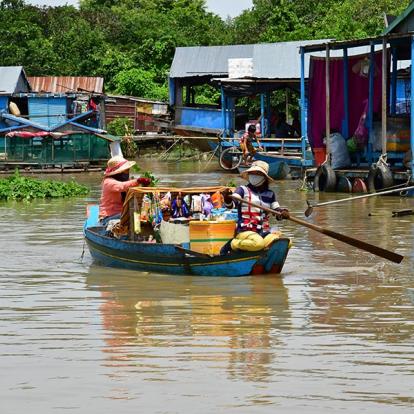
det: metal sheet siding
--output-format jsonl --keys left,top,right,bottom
{"left": 252, "top": 40, "right": 330, "bottom": 79}
{"left": 179, "top": 107, "right": 230, "bottom": 130}
{"left": 28, "top": 77, "right": 104, "bottom": 94}
{"left": 0, "top": 96, "right": 8, "bottom": 111}
{"left": 28, "top": 97, "right": 67, "bottom": 128}
{"left": 169, "top": 41, "right": 337, "bottom": 80}
{"left": 29, "top": 97, "right": 49, "bottom": 127}
{"left": 47, "top": 98, "right": 67, "bottom": 128}
{"left": 167, "top": 40, "right": 388, "bottom": 82}
{"left": 170, "top": 44, "right": 254, "bottom": 78}
{"left": 105, "top": 96, "right": 135, "bottom": 125}
{"left": 0, "top": 66, "right": 30, "bottom": 94}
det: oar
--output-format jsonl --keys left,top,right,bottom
{"left": 231, "top": 195, "right": 404, "bottom": 264}
{"left": 305, "top": 184, "right": 414, "bottom": 217}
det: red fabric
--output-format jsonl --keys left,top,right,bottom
{"left": 6, "top": 131, "right": 69, "bottom": 139}
{"left": 308, "top": 52, "right": 385, "bottom": 149}
{"left": 88, "top": 99, "right": 98, "bottom": 111}
{"left": 6, "top": 131, "right": 50, "bottom": 138}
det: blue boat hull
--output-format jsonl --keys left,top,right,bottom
{"left": 84, "top": 226, "right": 290, "bottom": 277}
{"left": 209, "top": 140, "right": 314, "bottom": 168}
{"left": 237, "top": 159, "right": 289, "bottom": 180}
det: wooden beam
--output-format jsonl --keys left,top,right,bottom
{"left": 381, "top": 37, "right": 388, "bottom": 156}
{"left": 325, "top": 44, "right": 331, "bottom": 161}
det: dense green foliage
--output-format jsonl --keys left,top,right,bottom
{"left": 0, "top": 0, "right": 410, "bottom": 101}
{"left": 0, "top": 170, "right": 89, "bottom": 201}
{"left": 106, "top": 117, "right": 134, "bottom": 136}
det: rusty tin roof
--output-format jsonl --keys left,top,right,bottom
{"left": 28, "top": 76, "right": 104, "bottom": 94}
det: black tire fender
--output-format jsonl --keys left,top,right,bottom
{"left": 367, "top": 163, "right": 393, "bottom": 192}
{"left": 313, "top": 164, "right": 337, "bottom": 192}
{"left": 219, "top": 146, "right": 242, "bottom": 171}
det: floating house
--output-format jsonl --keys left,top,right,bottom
{"left": 169, "top": 40, "right": 329, "bottom": 164}
{"left": 105, "top": 95, "right": 170, "bottom": 134}
{"left": 0, "top": 71, "right": 116, "bottom": 169}
{"left": 300, "top": 3, "right": 414, "bottom": 192}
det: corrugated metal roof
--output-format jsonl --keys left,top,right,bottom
{"left": 28, "top": 76, "right": 104, "bottom": 94}
{"left": 252, "top": 40, "right": 328, "bottom": 79}
{"left": 254, "top": 40, "right": 392, "bottom": 79}
{"left": 0, "top": 66, "right": 30, "bottom": 94}
{"left": 171, "top": 40, "right": 395, "bottom": 82}
{"left": 170, "top": 44, "right": 254, "bottom": 78}
{"left": 170, "top": 41, "right": 339, "bottom": 80}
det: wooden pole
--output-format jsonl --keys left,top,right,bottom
{"left": 260, "top": 94, "right": 265, "bottom": 138}
{"left": 300, "top": 47, "right": 307, "bottom": 159}
{"left": 221, "top": 87, "right": 227, "bottom": 138}
{"left": 325, "top": 44, "right": 331, "bottom": 162}
{"left": 285, "top": 89, "right": 289, "bottom": 122}
{"left": 411, "top": 35, "right": 414, "bottom": 176}
{"left": 129, "top": 197, "right": 135, "bottom": 241}
{"left": 391, "top": 46, "right": 398, "bottom": 115}
{"left": 367, "top": 42, "right": 375, "bottom": 164}
{"left": 343, "top": 47, "right": 349, "bottom": 139}
{"left": 381, "top": 37, "right": 388, "bottom": 157}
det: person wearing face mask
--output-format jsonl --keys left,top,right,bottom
{"left": 221, "top": 161, "right": 289, "bottom": 253}
{"left": 99, "top": 155, "right": 145, "bottom": 226}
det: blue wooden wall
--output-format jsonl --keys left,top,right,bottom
{"left": 28, "top": 97, "right": 67, "bottom": 128}
{"left": 179, "top": 107, "right": 231, "bottom": 130}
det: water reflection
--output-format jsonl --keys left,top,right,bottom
{"left": 305, "top": 275, "right": 414, "bottom": 342}
{"left": 86, "top": 269, "right": 290, "bottom": 383}
{"left": 1, "top": 161, "right": 414, "bottom": 412}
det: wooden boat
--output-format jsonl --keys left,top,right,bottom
{"left": 237, "top": 159, "right": 290, "bottom": 180}
{"left": 84, "top": 186, "right": 291, "bottom": 277}
{"left": 211, "top": 139, "right": 313, "bottom": 170}
{"left": 218, "top": 146, "right": 290, "bottom": 179}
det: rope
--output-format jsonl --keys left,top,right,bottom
{"left": 158, "top": 138, "right": 182, "bottom": 160}
{"left": 76, "top": 239, "right": 86, "bottom": 263}
{"left": 377, "top": 153, "right": 388, "bottom": 167}
{"left": 199, "top": 145, "right": 220, "bottom": 173}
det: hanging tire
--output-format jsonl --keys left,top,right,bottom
{"left": 352, "top": 178, "right": 368, "bottom": 193}
{"left": 313, "top": 164, "right": 337, "bottom": 192}
{"left": 336, "top": 175, "right": 352, "bottom": 193}
{"left": 367, "top": 163, "right": 394, "bottom": 192}
{"left": 219, "top": 146, "right": 243, "bottom": 171}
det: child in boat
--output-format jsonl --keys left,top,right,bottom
{"left": 99, "top": 155, "right": 149, "bottom": 226}
{"left": 221, "top": 160, "right": 289, "bottom": 252}
{"left": 239, "top": 124, "right": 263, "bottom": 164}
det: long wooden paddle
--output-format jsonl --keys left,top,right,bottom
{"left": 305, "top": 184, "right": 414, "bottom": 217}
{"left": 231, "top": 195, "right": 404, "bottom": 264}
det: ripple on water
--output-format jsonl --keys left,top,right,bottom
{"left": 1, "top": 166, "right": 414, "bottom": 413}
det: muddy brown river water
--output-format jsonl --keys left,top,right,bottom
{"left": 1, "top": 160, "right": 414, "bottom": 413}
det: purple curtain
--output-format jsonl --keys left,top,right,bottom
{"left": 308, "top": 52, "right": 384, "bottom": 149}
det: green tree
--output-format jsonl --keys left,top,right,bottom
{"left": 113, "top": 68, "right": 168, "bottom": 100}
{"left": 0, "top": 0, "right": 411, "bottom": 102}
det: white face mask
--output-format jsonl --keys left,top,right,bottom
{"left": 248, "top": 174, "right": 266, "bottom": 187}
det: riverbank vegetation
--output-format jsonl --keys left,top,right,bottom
{"left": 0, "top": 0, "right": 409, "bottom": 103}
{"left": 0, "top": 170, "right": 89, "bottom": 201}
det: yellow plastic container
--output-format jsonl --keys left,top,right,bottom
{"left": 189, "top": 220, "right": 236, "bottom": 255}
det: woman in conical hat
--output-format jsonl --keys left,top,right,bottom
{"left": 99, "top": 155, "right": 149, "bottom": 225}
